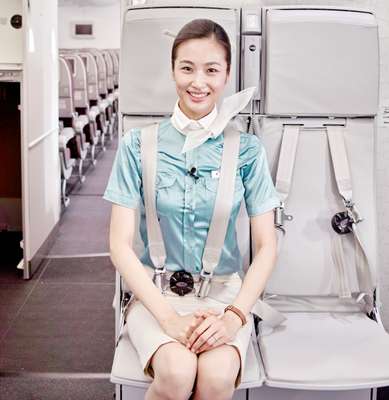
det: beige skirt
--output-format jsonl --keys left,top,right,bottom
{"left": 125, "top": 268, "right": 253, "bottom": 388}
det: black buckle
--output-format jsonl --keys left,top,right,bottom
{"left": 169, "top": 271, "right": 194, "bottom": 296}
{"left": 331, "top": 211, "right": 353, "bottom": 234}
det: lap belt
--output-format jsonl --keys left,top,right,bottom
{"left": 140, "top": 122, "right": 286, "bottom": 328}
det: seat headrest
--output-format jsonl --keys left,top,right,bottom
{"left": 264, "top": 8, "right": 379, "bottom": 117}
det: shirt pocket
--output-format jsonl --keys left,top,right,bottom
{"left": 155, "top": 173, "right": 182, "bottom": 217}
{"left": 204, "top": 175, "right": 245, "bottom": 195}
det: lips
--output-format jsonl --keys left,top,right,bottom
{"left": 187, "top": 90, "right": 210, "bottom": 102}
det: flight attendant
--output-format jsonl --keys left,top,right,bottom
{"left": 104, "top": 19, "right": 280, "bottom": 400}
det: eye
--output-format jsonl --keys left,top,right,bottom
{"left": 181, "top": 66, "right": 192, "bottom": 72}
{"left": 207, "top": 68, "right": 219, "bottom": 73}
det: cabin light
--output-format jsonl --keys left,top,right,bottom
{"left": 131, "top": 0, "right": 147, "bottom": 6}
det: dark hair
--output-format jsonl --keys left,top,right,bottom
{"left": 171, "top": 19, "right": 231, "bottom": 74}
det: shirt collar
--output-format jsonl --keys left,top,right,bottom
{"left": 172, "top": 101, "right": 218, "bottom": 133}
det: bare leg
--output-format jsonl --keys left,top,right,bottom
{"left": 193, "top": 345, "right": 240, "bottom": 400}
{"left": 145, "top": 342, "right": 197, "bottom": 400}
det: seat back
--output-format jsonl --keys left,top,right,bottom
{"left": 108, "top": 49, "right": 119, "bottom": 87}
{"left": 120, "top": 6, "right": 238, "bottom": 115}
{"left": 259, "top": 7, "right": 379, "bottom": 309}
{"left": 89, "top": 49, "right": 108, "bottom": 98}
{"left": 59, "top": 56, "right": 74, "bottom": 119}
{"left": 102, "top": 50, "right": 115, "bottom": 92}
{"left": 78, "top": 51, "right": 100, "bottom": 104}
{"left": 61, "top": 54, "right": 89, "bottom": 111}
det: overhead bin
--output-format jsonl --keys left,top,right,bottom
{"left": 120, "top": 7, "right": 238, "bottom": 115}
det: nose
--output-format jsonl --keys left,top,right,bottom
{"left": 190, "top": 71, "right": 207, "bottom": 90}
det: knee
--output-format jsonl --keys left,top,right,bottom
{"left": 153, "top": 352, "right": 197, "bottom": 400}
{"left": 195, "top": 367, "right": 235, "bottom": 400}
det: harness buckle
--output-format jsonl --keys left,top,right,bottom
{"left": 343, "top": 199, "right": 363, "bottom": 224}
{"left": 169, "top": 271, "right": 194, "bottom": 296}
{"left": 197, "top": 270, "right": 212, "bottom": 298}
{"left": 274, "top": 202, "right": 293, "bottom": 233}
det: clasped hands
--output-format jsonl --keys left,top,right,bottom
{"left": 162, "top": 308, "right": 243, "bottom": 354}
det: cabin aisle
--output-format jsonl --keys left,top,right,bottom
{"left": 0, "top": 138, "right": 118, "bottom": 399}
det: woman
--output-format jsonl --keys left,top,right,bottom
{"left": 104, "top": 19, "right": 280, "bottom": 400}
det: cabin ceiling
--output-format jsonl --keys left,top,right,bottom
{"left": 58, "top": 0, "right": 119, "bottom": 6}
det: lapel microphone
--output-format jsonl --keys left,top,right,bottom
{"left": 188, "top": 167, "right": 199, "bottom": 181}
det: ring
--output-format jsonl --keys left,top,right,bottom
{"left": 210, "top": 336, "right": 217, "bottom": 345}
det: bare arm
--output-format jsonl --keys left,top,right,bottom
{"left": 230, "top": 210, "right": 277, "bottom": 316}
{"left": 109, "top": 204, "right": 178, "bottom": 326}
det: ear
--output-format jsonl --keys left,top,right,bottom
{"left": 225, "top": 70, "right": 230, "bottom": 84}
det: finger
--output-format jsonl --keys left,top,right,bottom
{"left": 185, "top": 315, "right": 206, "bottom": 339}
{"left": 197, "top": 335, "right": 228, "bottom": 354}
{"left": 187, "top": 317, "right": 215, "bottom": 349}
{"left": 190, "top": 323, "right": 220, "bottom": 353}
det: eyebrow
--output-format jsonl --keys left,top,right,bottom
{"left": 178, "top": 60, "right": 222, "bottom": 66}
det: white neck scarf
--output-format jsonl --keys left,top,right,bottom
{"left": 171, "top": 87, "right": 256, "bottom": 153}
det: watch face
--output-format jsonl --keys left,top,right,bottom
{"left": 10, "top": 14, "right": 22, "bottom": 29}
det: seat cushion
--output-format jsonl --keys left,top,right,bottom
{"left": 258, "top": 312, "right": 389, "bottom": 390}
{"left": 111, "top": 326, "right": 265, "bottom": 389}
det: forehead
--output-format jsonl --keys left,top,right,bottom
{"left": 175, "top": 37, "right": 227, "bottom": 64}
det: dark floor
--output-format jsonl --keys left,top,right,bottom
{"left": 0, "top": 136, "right": 118, "bottom": 399}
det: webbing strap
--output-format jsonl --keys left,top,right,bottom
{"left": 201, "top": 124, "right": 240, "bottom": 274}
{"left": 331, "top": 235, "right": 352, "bottom": 299}
{"left": 140, "top": 123, "right": 166, "bottom": 270}
{"left": 326, "top": 126, "right": 353, "bottom": 202}
{"left": 275, "top": 125, "right": 300, "bottom": 203}
{"left": 326, "top": 125, "right": 375, "bottom": 313}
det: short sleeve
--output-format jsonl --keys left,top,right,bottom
{"left": 240, "top": 134, "right": 280, "bottom": 217}
{"left": 103, "top": 129, "right": 142, "bottom": 209}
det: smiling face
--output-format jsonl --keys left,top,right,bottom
{"left": 172, "top": 37, "right": 230, "bottom": 120}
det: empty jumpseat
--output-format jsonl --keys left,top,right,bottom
{"left": 258, "top": 7, "right": 389, "bottom": 389}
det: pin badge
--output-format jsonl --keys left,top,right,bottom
{"left": 211, "top": 170, "right": 220, "bottom": 179}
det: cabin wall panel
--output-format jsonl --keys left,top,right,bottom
{"left": 22, "top": 0, "right": 60, "bottom": 264}
{"left": 0, "top": 0, "right": 23, "bottom": 65}
{"left": 58, "top": 4, "right": 120, "bottom": 49}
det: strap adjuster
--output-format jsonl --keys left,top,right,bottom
{"left": 274, "top": 202, "right": 293, "bottom": 233}
{"left": 153, "top": 266, "right": 167, "bottom": 294}
{"left": 197, "top": 270, "right": 213, "bottom": 298}
{"left": 343, "top": 199, "right": 363, "bottom": 224}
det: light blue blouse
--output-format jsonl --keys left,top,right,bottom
{"left": 103, "top": 118, "right": 280, "bottom": 275}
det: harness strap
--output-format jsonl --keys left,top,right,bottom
{"left": 140, "top": 123, "right": 167, "bottom": 276}
{"left": 201, "top": 123, "right": 240, "bottom": 275}
{"left": 275, "top": 125, "right": 300, "bottom": 204}
{"left": 326, "top": 125, "right": 375, "bottom": 314}
{"left": 140, "top": 122, "right": 286, "bottom": 327}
